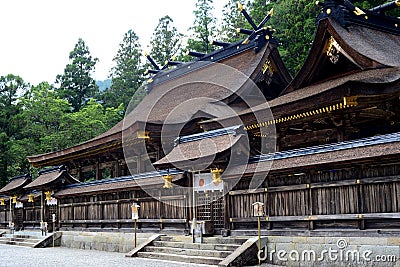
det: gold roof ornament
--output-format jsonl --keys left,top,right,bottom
{"left": 237, "top": 1, "right": 244, "bottom": 12}
{"left": 211, "top": 168, "right": 224, "bottom": 184}
{"left": 11, "top": 196, "right": 18, "bottom": 204}
{"left": 0, "top": 198, "right": 5, "bottom": 206}
{"left": 28, "top": 194, "right": 35, "bottom": 203}
{"left": 162, "top": 174, "right": 173, "bottom": 189}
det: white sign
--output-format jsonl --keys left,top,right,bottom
{"left": 131, "top": 203, "right": 140, "bottom": 220}
{"left": 15, "top": 202, "right": 23, "bottom": 209}
{"left": 194, "top": 173, "right": 223, "bottom": 192}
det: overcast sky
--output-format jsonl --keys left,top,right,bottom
{"left": 0, "top": 0, "right": 227, "bottom": 86}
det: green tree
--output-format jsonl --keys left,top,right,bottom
{"left": 266, "top": 0, "right": 319, "bottom": 75}
{"left": 102, "top": 29, "right": 145, "bottom": 110}
{"left": 0, "top": 74, "right": 28, "bottom": 185}
{"left": 248, "top": 0, "right": 271, "bottom": 26}
{"left": 149, "top": 15, "right": 183, "bottom": 66}
{"left": 20, "top": 84, "right": 124, "bottom": 155}
{"left": 186, "top": 0, "right": 218, "bottom": 54}
{"left": 20, "top": 82, "right": 72, "bottom": 153}
{"left": 56, "top": 38, "right": 99, "bottom": 111}
{"left": 63, "top": 99, "right": 124, "bottom": 145}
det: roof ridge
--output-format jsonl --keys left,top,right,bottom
{"left": 317, "top": 0, "right": 400, "bottom": 35}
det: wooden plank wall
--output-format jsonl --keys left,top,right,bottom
{"left": 228, "top": 163, "right": 400, "bottom": 230}
{"left": 6, "top": 163, "right": 397, "bottom": 232}
{"left": 58, "top": 187, "right": 189, "bottom": 229}
{"left": 0, "top": 205, "right": 9, "bottom": 228}
{"left": 23, "top": 201, "right": 41, "bottom": 228}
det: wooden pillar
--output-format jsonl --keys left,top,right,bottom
{"left": 358, "top": 165, "right": 365, "bottom": 230}
{"left": 78, "top": 164, "right": 83, "bottom": 182}
{"left": 223, "top": 181, "right": 231, "bottom": 232}
{"left": 96, "top": 160, "right": 102, "bottom": 181}
{"left": 307, "top": 171, "right": 314, "bottom": 230}
{"left": 188, "top": 171, "right": 194, "bottom": 221}
{"left": 116, "top": 160, "right": 121, "bottom": 177}
{"left": 266, "top": 176, "right": 271, "bottom": 230}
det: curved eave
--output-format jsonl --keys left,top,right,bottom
{"left": 282, "top": 18, "right": 400, "bottom": 94}
{"left": 154, "top": 133, "right": 245, "bottom": 169}
{"left": 0, "top": 176, "right": 32, "bottom": 195}
{"left": 27, "top": 131, "right": 123, "bottom": 168}
{"left": 24, "top": 170, "right": 79, "bottom": 191}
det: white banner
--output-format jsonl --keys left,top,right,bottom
{"left": 46, "top": 197, "right": 57, "bottom": 206}
{"left": 194, "top": 173, "right": 223, "bottom": 192}
{"left": 15, "top": 202, "right": 23, "bottom": 209}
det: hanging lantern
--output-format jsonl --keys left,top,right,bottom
{"left": 28, "top": 194, "right": 35, "bottom": 203}
{"left": 11, "top": 196, "right": 18, "bottom": 204}
{"left": 0, "top": 198, "right": 5, "bottom": 206}
{"left": 211, "top": 168, "right": 224, "bottom": 184}
{"left": 162, "top": 174, "right": 173, "bottom": 189}
{"left": 44, "top": 191, "right": 52, "bottom": 201}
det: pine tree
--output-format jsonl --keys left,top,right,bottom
{"left": 186, "top": 0, "right": 218, "bottom": 54}
{"left": 0, "top": 74, "right": 28, "bottom": 185}
{"left": 56, "top": 38, "right": 99, "bottom": 111}
{"left": 103, "top": 29, "right": 145, "bottom": 110}
{"left": 149, "top": 16, "right": 183, "bottom": 66}
{"left": 266, "top": 0, "right": 319, "bottom": 75}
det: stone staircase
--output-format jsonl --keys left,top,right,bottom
{"left": 0, "top": 231, "right": 55, "bottom": 247}
{"left": 135, "top": 235, "right": 249, "bottom": 266}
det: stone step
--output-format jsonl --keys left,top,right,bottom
{"left": 153, "top": 240, "right": 241, "bottom": 251}
{"left": 0, "top": 237, "right": 42, "bottom": 242}
{"left": 0, "top": 239, "right": 38, "bottom": 247}
{"left": 0, "top": 232, "right": 51, "bottom": 248}
{"left": 137, "top": 251, "right": 224, "bottom": 265}
{"left": 160, "top": 235, "right": 248, "bottom": 245}
{"left": 143, "top": 245, "right": 232, "bottom": 258}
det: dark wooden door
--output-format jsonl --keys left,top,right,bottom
{"left": 195, "top": 191, "right": 224, "bottom": 229}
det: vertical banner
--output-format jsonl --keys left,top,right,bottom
{"left": 194, "top": 173, "right": 223, "bottom": 192}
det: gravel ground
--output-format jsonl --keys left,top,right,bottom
{"left": 0, "top": 244, "right": 215, "bottom": 267}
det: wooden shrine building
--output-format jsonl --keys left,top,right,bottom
{"left": 0, "top": 0, "right": 399, "bottom": 237}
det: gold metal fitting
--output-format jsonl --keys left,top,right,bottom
{"left": 211, "top": 168, "right": 224, "bottom": 184}
{"left": 354, "top": 7, "right": 366, "bottom": 16}
{"left": 162, "top": 174, "right": 173, "bottom": 189}
{"left": 45, "top": 191, "right": 52, "bottom": 201}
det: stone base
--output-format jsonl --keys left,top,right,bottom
{"left": 60, "top": 231, "right": 154, "bottom": 253}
